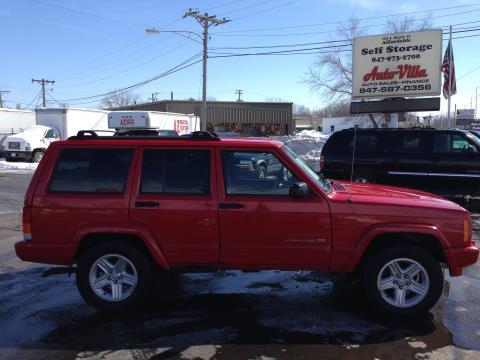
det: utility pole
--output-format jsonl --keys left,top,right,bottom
{"left": 0, "top": 90, "right": 10, "bottom": 108}
{"left": 235, "top": 89, "right": 243, "bottom": 102}
{"left": 184, "top": 9, "right": 229, "bottom": 131}
{"left": 148, "top": 92, "right": 159, "bottom": 103}
{"left": 32, "top": 78, "right": 55, "bottom": 108}
{"left": 476, "top": 86, "right": 478, "bottom": 120}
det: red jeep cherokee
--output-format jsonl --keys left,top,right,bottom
{"left": 15, "top": 131, "right": 479, "bottom": 315}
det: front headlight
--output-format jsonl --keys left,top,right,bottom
{"left": 25, "top": 143, "right": 31, "bottom": 151}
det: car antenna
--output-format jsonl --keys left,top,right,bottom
{"left": 348, "top": 125, "right": 358, "bottom": 203}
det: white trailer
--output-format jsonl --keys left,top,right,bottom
{"left": 108, "top": 111, "right": 200, "bottom": 135}
{"left": 0, "top": 109, "right": 36, "bottom": 156}
{"left": 3, "top": 108, "right": 109, "bottom": 162}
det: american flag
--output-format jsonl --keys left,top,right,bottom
{"left": 441, "top": 39, "right": 456, "bottom": 99}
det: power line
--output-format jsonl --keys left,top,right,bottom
{"left": 219, "top": 0, "right": 278, "bottom": 16}
{"left": 232, "top": 0, "right": 304, "bottom": 21}
{"left": 214, "top": 3, "right": 480, "bottom": 33}
{"left": 56, "top": 42, "right": 194, "bottom": 88}
{"left": 211, "top": 7, "right": 480, "bottom": 37}
{"left": 27, "top": 0, "right": 152, "bottom": 27}
{"left": 56, "top": 55, "right": 203, "bottom": 103}
{"left": 457, "top": 65, "right": 480, "bottom": 81}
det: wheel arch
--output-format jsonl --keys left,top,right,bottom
{"left": 346, "top": 224, "right": 449, "bottom": 273}
{"left": 73, "top": 228, "right": 170, "bottom": 270}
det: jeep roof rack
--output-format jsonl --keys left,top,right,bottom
{"left": 68, "top": 130, "right": 220, "bottom": 141}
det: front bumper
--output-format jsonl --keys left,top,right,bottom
{"left": 444, "top": 243, "right": 479, "bottom": 276}
{"left": 15, "top": 241, "right": 75, "bottom": 266}
{"left": 4, "top": 151, "right": 32, "bottom": 160}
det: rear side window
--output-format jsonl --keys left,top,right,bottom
{"left": 141, "top": 149, "right": 210, "bottom": 195}
{"left": 49, "top": 148, "right": 133, "bottom": 193}
{"left": 323, "top": 132, "right": 353, "bottom": 154}
{"left": 348, "top": 133, "right": 380, "bottom": 154}
{"left": 391, "top": 132, "right": 429, "bottom": 154}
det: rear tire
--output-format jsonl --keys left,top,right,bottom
{"left": 76, "top": 241, "right": 153, "bottom": 312}
{"left": 363, "top": 244, "right": 443, "bottom": 316}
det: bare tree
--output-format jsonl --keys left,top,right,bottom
{"left": 305, "top": 15, "right": 432, "bottom": 128}
{"left": 385, "top": 15, "right": 432, "bottom": 33}
{"left": 101, "top": 91, "right": 140, "bottom": 109}
{"left": 293, "top": 104, "right": 312, "bottom": 117}
{"left": 315, "top": 100, "right": 351, "bottom": 117}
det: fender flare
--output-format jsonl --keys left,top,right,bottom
{"left": 344, "top": 222, "right": 448, "bottom": 271}
{"left": 71, "top": 223, "right": 170, "bottom": 269}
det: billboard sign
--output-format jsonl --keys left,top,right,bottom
{"left": 456, "top": 109, "right": 475, "bottom": 120}
{"left": 352, "top": 29, "right": 442, "bottom": 99}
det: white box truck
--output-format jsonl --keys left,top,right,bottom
{"left": 0, "top": 108, "right": 36, "bottom": 157}
{"left": 108, "top": 111, "right": 200, "bottom": 135}
{"left": 3, "top": 108, "right": 109, "bottom": 162}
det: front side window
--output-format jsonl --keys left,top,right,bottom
{"left": 434, "top": 133, "right": 475, "bottom": 153}
{"left": 49, "top": 148, "right": 133, "bottom": 193}
{"left": 221, "top": 150, "right": 298, "bottom": 196}
{"left": 141, "top": 149, "right": 210, "bottom": 195}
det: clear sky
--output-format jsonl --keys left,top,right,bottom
{"left": 0, "top": 0, "right": 479, "bottom": 115}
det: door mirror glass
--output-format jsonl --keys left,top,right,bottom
{"left": 468, "top": 145, "right": 478, "bottom": 154}
{"left": 289, "top": 182, "right": 310, "bottom": 199}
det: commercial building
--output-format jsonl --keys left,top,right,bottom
{"left": 111, "top": 99, "right": 294, "bottom": 136}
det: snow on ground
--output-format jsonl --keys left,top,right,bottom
{"left": 276, "top": 130, "right": 329, "bottom": 171}
{"left": 0, "top": 158, "right": 38, "bottom": 173}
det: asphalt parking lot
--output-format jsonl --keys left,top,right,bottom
{"left": 0, "top": 171, "right": 479, "bottom": 360}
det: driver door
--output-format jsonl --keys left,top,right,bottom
{"left": 217, "top": 148, "right": 331, "bottom": 269}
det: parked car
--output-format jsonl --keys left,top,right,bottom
{"left": 321, "top": 128, "right": 480, "bottom": 188}
{"left": 226, "top": 151, "right": 286, "bottom": 179}
{"left": 15, "top": 131, "right": 478, "bottom": 315}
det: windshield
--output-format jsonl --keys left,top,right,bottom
{"left": 282, "top": 145, "right": 331, "bottom": 193}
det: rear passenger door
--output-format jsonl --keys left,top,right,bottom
{"left": 129, "top": 147, "right": 219, "bottom": 266}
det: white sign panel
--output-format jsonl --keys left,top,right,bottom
{"left": 456, "top": 109, "right": 475, "bottom": 120}
{"left": 352, "top": 29, "right": 442, "bottom": 99}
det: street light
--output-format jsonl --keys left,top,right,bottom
{"left": 145, "top": 27, "right": 208, "bottom": 129}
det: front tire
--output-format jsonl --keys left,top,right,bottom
{"left": 363, "top": 245, "right": 443, "bottom": 316}
{"left": 76, "top": 241, "right": 153, "bottom": 312}
{"left": 32, "top": 150, "right": 44, "bottom": 163}
{"left": 256, "top": 165, "right": 267, "bottom": 179}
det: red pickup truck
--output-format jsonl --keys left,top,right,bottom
{"left": 15, "top": 131, "right": 479, "bottom": 315}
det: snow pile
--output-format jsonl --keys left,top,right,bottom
{"left": 0, "top": 158, "right": 38, "bottom": 172}
{"left": 276, "top": 130, "right": 329, "bottom": 171}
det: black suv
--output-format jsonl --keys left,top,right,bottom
{"left": 321, "top": 128, "right": 480, "bottom": 188}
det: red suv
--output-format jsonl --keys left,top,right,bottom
{"left": 15, "top": 131, "right": 479, "bottom": 315}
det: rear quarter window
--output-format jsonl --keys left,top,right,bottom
{"left": 48, "top": 148, "right": 133, "bottom": 193}
{"left": 323, "top": 132, "right": 353, "bottom": 155}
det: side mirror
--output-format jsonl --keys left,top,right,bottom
{"left": 289, "top": 182, "right": 310, "bottom": 199}
{"left": 468, "top": 145, "right": 478, "bottom": 154}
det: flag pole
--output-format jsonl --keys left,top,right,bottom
{"left": 447, "top": 25, "right": 453, "bottom": 128}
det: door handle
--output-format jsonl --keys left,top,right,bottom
{"left": 135, "top": 201, "right": 160, "bottom": 208}
{"left": 219, "top": 203, "right": 244, "bottom": 209}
